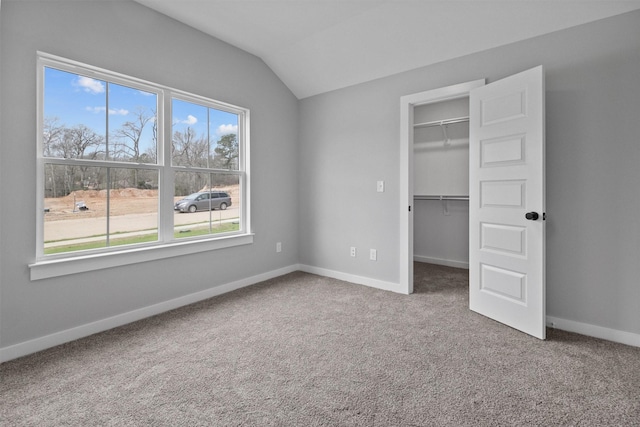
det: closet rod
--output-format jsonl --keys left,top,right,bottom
{"left": 414, "top": 195, "right": 469, "bottom": 201}
{"left": 413, "top": 116, "right": 469, "bottom": 129}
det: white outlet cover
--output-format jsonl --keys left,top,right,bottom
{"left": 377, "top": 180, "right": 384, "bottom": 192}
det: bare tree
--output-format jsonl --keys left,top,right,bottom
{"left": 52, "top": 124, "right": 103, "bottom": 160}
{"left": 111, "top": 107, "right": 154, "bottom": 162}
{"left": 172, "top": 127, "right": 208, "bottom": 168}
{"left": 111, "top": 107, "right": 155, "bottom": 187}
{"left": 43, "top": 117, "right": 64, "bottom": 196}
{"left": 171, "top": 127, "right": 211, "bottom": 195}
{"left": 43, "top": 117, "right": 64, "bottom": 157}
{"left": 45, "top": 124, "right": 104, "bottom": 196}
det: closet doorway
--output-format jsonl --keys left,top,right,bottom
{"left": 413, "top": 96, "right": 472, "bottom": 270}
{"left": 400, "top": 67, "right": 546, "bottom": 339}
{"left": 400, "top": 79, "right": 484, "bottom": 294}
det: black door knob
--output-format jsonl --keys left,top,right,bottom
{"left": 525, "top": 212, "right": 539, "bottom": 221}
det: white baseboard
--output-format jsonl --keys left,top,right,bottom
{"left": 414, "top": 255, "right": 469, "bottom": 270}
{"left": 298, "top": 264, "right": 404, "bottom": 294}
{"left": 546, "top": 316, "right": 640, "bottom": 348}
{"left": 4, "top": 264, "right": 637, "bottom": 363}
{"left": 301, "top": 263, "right": 639, "bottom": 348}
{"left": 0, "top": 264, "right": 299, "bottom": 363}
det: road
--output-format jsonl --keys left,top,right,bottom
{"left": 44, "top": 207, "right": 240, "bottom": 243}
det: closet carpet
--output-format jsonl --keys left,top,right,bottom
{"left": 1, "top": 263, "right": 639, "bottom": 426}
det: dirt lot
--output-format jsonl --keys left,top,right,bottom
{"left": 43, "top": 186, "right": 240, "bottom": 242}
{"left": 44, "top": 186, "right": 239, "bottom": 221}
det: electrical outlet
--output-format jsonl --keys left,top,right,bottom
{"left": 370, "top": 249, "right": 377, "bottom": 261}
{"left": 377, "top": 180, "right": 384, "bottom": 193}
{"left": 276, "top": 242, "right": 282, "bottom": 253}
{"left": 350, "top": 247, "right": 356, "bottom": 257}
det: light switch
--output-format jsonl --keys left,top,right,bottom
{"left": 377, "top": 180, "right": 384, "bottom": 192}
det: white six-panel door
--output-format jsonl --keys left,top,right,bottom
{"left": 469, "top": 66, "right": 546, "bottom": 339}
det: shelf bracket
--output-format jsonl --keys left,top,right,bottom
{"left": 440, "top": 122, "right": 450, "bottom": 146}
{"left": 441, "top": 196, "right": 450, "bottom": 216}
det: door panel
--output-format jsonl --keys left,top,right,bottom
{"left": 469, "top": 66, "right": 545, "bottom": 339}
{"left": 480, "top": 134, "right": 526, "bottom": 167}
{"left": 480, "top": 264, "right": 526, "bottom": 303}
{"left": 480, "top": 223, "right": 526, "bottom": 256}
{"left": 480, "top": 180, "right": 526, "bottom": 207}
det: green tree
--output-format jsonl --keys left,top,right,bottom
{"left": 214, "top": 133, "right": 238, "bottom": 169}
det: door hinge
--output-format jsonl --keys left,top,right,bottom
{"left": 409, "top": 206, "right": 411, "bottom": 212}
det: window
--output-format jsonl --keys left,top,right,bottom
{"left": 34, "top": 53, "right": 251, "bottom": 277}
{"left": 171, "top": 96, "right": 242, "bottom": 239}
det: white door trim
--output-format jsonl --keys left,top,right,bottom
{"left": 400, "top": 79, "right": 485, "bottom": 294}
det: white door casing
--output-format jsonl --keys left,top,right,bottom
{"left": 400, "top": 80, "right": 485, "bottom": 294}
{"left": 469, "top": 66, "right": 546, "bottom": 339}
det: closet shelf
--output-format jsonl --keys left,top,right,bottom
{"left": 414, "top": 195, "right": 469, "bottom": 201}
{"left": 413, "top": 116, "right": 469, "bottom": 129}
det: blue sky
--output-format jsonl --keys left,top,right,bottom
{"left": 172, "top": 98, "right": 238, "bottom": 142}
{"left": 44, "top": 67, "right": 238, "bottom": 159}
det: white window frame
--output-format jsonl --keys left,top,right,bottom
{"left": 30, "top": 52, "right": 252, "bottom": 280}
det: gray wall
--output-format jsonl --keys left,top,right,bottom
{"left": 299, "top": 10, "right": 640, "bottom": 335}
{"left": 413, "top": 201, "right": 469, "bottom": 268}
{"left": 0, "top": 0, "right": 299, "bottom": 347}
{"left": 1, "top": 1, "right": 639, "bottom": 352}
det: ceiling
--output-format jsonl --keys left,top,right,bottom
{"left": 134, "top": 0, "right": 640, "bottom": 99}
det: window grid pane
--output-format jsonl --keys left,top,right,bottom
{"left": 107, "top": 82, "right": 158, "bottom": 164}
{"left": 43, "top": 165, "right": 159, "bottom": 255}
{"left": 173, "top": 172, "right": 240, "bottom": 239}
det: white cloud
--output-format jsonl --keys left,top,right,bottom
{"left": 216, "top": 124, "right": 238, "bottom": 137}
{"left": 86, "top": 106, "right": 129, "bottom": 115}
{"left": 174, "top": 115, "right": 198, "bottom": 126}
{"left": 75, "top": 76, "right": 105, "bottom": 94}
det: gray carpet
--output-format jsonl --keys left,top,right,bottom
{"left": 1, "top": 263, "right": 639, "bottom": 426}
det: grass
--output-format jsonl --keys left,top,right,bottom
{"left": 175, "top": 222, "right": 239, "bottom": 238}
{"left": 44, "top": 227, "right": 160, "bottom": 243}
{"left": 44, "top": 222, "right": 240, "bottom": 255}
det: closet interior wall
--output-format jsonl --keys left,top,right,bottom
{"left": 413, "top": 97, "right": 470, "bottom": 269}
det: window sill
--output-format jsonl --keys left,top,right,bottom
{"left": 29, "top": 233, "right": 254, "bottom": 281}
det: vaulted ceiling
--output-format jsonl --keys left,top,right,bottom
{"left": 134, "top": 0, "right": 640, "bottom": 99}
